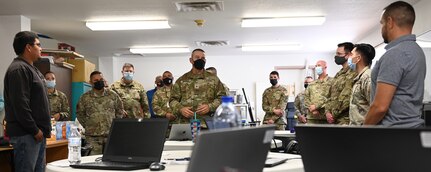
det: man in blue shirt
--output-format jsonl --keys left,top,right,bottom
{"left": 147, "top": 75, "right": 163, "bottom": 118}
{"left": 365, "top": 1, "right": 426, "bottom": 127}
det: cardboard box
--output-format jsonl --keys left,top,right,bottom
{"left": 67, "top": 59, "right": 95, "bottom": 83}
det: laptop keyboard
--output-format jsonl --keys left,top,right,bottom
{"left": 71, "top": 161, "right": 151, "bottom": 170}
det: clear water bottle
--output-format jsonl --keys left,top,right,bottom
{"left": 68, "top": 124, "right": 81, "bottom": 164}
{"left": 213, "top": 96, "right": 242, "bottom": 129}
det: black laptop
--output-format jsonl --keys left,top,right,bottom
{"left": 295, "top": 125, "right": 431, "bottom": 172}
{"left": 186, "top": 125, "right": 276, "bottom": 172}
{"left": 70, "top": 118, "right": 169, "bottom": 170}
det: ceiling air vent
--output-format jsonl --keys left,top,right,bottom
{"left": 195, "top": 40, "right": 229, "bottom": 46}
{"left": 175, "top": 1, "right": 224, "bottom": 12}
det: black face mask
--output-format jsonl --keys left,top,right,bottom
{"left": 193, "top": 59, "right": 206, "bottom": 70}
{"left": 270, "top": 79, "right": 278, "bottom": 86}
{"left": 93, "top": 80, "right": 105, "bottom": 90}
{"left": 163, "top": 78, "right": 173, "bottom": 85}
{"left": 156, "top": 81, "right": 164, "bottom": 87}
{"left": 304, "top": 83, "right": 309, "bottom": 89}
{"left": 334, "top": 56, "right": 347, "bottom": 65}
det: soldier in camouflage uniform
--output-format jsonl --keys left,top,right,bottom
{"left": 262, "top": 71, "right": 288, "bottom": 130}
{"left": 304, "top": 60, "right": 332, "bottom": 124}
{"left": 206, "top": 67, "right": 230, "bottom": 94}
{"left": 153, "top": 71, "right": 176, "bottom": 137}
{"left": 294, "top": 76, "right": 314, "bottom": 124}
{"left": 325, "top": 42, "right": 358, "bottom": 125}
{"left": 111, "top": 63, "right": 150, "bottom": 119}
{"left": 77, "top": 71, "right": 124, "bottom": 155}
{"left": 170, "top": 49, "right": 227, "bottom": 128}
{"left": 44, "top": 71, "right": 70, "bottom": 121}
{"left": 147, "top": 76, "right": 163, "bottom": 118}
{"left": 348, "top": 44, "right": 374, "bottom": 125}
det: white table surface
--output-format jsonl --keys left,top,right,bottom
{"left": 164, "top": 139, "right": 283, "bottom": 151}
{"left": 47, "top": 150, "right": 304, "bottom": 172}
{"left": 274, "top": 130, "right": 296, "bottom": 138}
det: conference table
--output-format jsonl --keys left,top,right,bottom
{"left": 164, "top": 139, "right": 283, "bottom": 151}
{"left": 46, "top": 150, "right": 304, "bottom": 172}
{"left": 274, "top": 130, "right": 296, "bottom": 138}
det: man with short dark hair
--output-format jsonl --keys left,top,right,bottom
{"left": 170, "top": 49, "right": 227, "bottom": 127}
{"left": 365, "top": 1, "right": 426, "bottom": 127}
{"left": 349, "top": 44, "right": 375, "bottom": 125}
{"left": 262, "top": 71, "right": 288, "bottom": 130}
{"left": 147, "top": 75, "right": 163, "bottom": 118}
{"left": 77, "top": 71, "right": 124, "bottom": 155}
{"left": 325, "top": 42, "right": 357, "bottom": 125}
{"left": 153, "top": 71, "right": 176, "bottom": 121}
{"left": 294, "top": 76, "right": 314, "bottom": 123}
{"left": 111, "top": 63, "right": 150, "bottom": 118}
{"left": 4, "top": 31, "right": 50, "bottom": 172}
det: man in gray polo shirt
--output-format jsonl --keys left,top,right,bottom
{"left": 364, "top": 1, "right": 426, "bottom": 127}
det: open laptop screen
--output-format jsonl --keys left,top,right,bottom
{"left": 102, "top": 118, "right": 169, "bottom": 163}
{"left": 187, "top": 125, "right": 276, "bottom": 172}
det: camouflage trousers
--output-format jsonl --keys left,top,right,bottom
{"left": 335, "top": 116, "right": 350, "bottom": 125}
{"left": 275, "top": 124, "right": 286, "bottom": 130}
{"left": 86, "top": 136, "right": 107, "bottom": 155}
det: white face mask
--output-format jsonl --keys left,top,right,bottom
{"left": 315, "top": 66, "right": 323, "bottom": 75}
{"left": 123, "top": 72, "right": 134, "bottom": 81}
{"left": 46, "top": 80, "right": 56, "bottom": 88}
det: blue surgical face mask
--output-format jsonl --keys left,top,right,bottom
{"left": 348, "top": 57, "right": 356, "bottom": 70}
{"left": 123, "top": 72, "right": 134, "bottom": 81}
{"left": 46, "top": 80, "right": 56, "bottom": 88}
{"left": 315, "top": 66, "right": 323, "bottom": 75}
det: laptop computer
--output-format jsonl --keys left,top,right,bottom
{"left": 70, "top": 118, "right": 169, "bottom": 170}
{"left": 203, "top": 116, "right": 230, "bottom": 130}
{"left": 186, "top": 125, "right": 276, "bottom": 172}
{"left": 295, "top": 125, "right": 431, "bottom": 172}
{"left": 168, "top": 124, "right": 192, "bottom": 141}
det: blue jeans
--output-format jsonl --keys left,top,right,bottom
{"left": 10, "top": 134, "right": 46, "bottom": 172}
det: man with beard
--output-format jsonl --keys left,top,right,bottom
{"left": 365, "top": 1, "right": 426, "bottom": 127}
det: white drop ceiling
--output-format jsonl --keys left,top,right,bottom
{"left": 0, "top": 0, "right": 420, "bottom": 58}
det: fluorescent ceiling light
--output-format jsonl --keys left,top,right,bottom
{"left": 241, "top": 44, "right": 302, "bottom": 51}
{"left": 417, "top": 41, "right": 431, "bottom": 48}
{"left": 241, "top": 16, "right": 325, "bottom": 27}
{"left": 129, "top": 47, "right": 189, "bottom": 54}
{"left": 86, "top": 20, "right": 170, "bottom": 31}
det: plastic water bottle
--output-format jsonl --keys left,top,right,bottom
{"left": 213, "top": 96, "right": 242, "bottom": 129}
{"left": 68, "top": 124, "right": 81, "bottom": 164}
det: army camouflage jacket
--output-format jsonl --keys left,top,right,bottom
{"left": 325, "top": 67, "right": 357, "bottom": 122}
{"left": 349, "top": 67, "right": 371, "bottom": 125}
{"left": 48, "top": 89, "right": 70, "bottom": 121}
{"left": 262, "top": 85, "right": 288, "bottom": 126}
{"left": 304, "top": 75, "right": 332, "bottom": 119}
{"left": 152, "top": 86, "right": 173, "bottom": 117}
{"left": 169, "top": 70, "right": 227, "bottom": 124}
{"left": 111, "top": 79, "right": 150, "bottom": 119}
{"left": 77, "top": 88, "right": 124, "bottom": 136}
{"left": 294, "top": 91, "right": 306, "bottom": 117}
